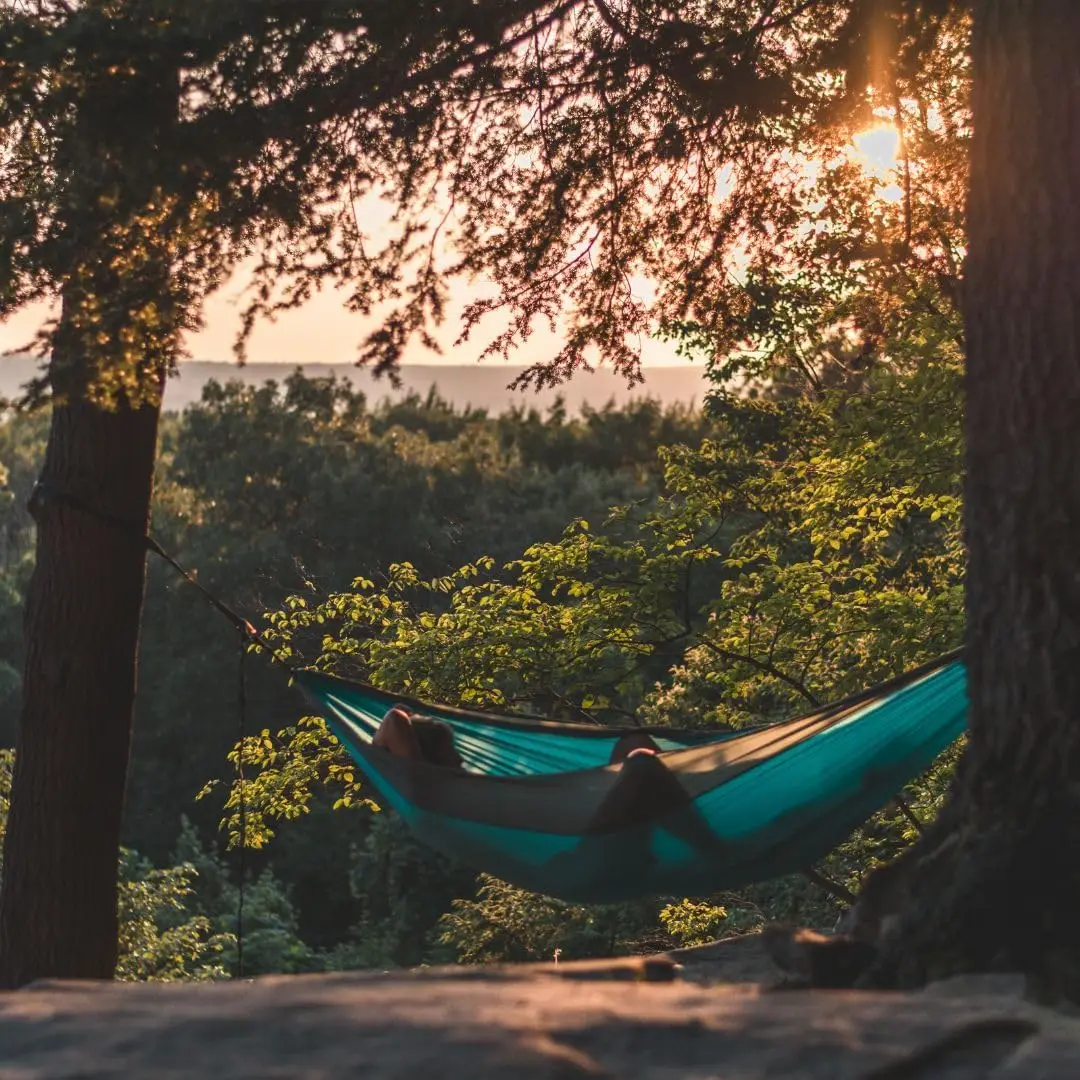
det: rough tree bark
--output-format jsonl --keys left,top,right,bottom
{"left": 765, "top": 2, "right": 1080, "bottom": 998}
{"left": 0, "top": 58, "right": 177, "bottom": 987}
{"left": 865, "top": 1, "right": 1080, "bottom": 996}
{"left": 0, "top": 382, "right": 164, "bottom": 986}
{"left": 961, "top": 1, "right": 1080, "bottom": 839}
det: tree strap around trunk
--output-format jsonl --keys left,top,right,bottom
{"left": 29, "top": 480, "right": 278, "bottom": 656}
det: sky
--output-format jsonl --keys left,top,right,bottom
{"left": 0, "top": 272, "right": 690, "bottom": 368}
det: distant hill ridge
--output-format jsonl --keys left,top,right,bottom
{"left": 0, "top": 355, "right": 708, "bottom": 416}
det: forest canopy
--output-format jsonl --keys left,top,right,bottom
{"left": 0, "top": 339, "right": 961, "bottom": 970}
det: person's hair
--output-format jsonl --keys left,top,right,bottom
{"left": 413, "top": 717, "right": 464, "bottom": 768}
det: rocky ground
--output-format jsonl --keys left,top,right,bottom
{"left": 0, "top": 935, "right": 1075, "bottom": 1078}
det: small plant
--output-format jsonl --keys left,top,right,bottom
{"left": 658, "top": 899, "right": 733, "bottom": 947}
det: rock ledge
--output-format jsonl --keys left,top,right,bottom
{"left": 0, "top": 946, "right": 1073, "bottom": 1078}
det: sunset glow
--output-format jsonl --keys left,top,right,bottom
{"left": 850, "top": 123, "right": 904, "bottom": 203}
{"left": 853, "top": 124, "right": 900, "bottom": 173}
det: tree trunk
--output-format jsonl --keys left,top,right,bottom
{"left": 964, "top": 0, "right": 1080, "bottom": 820}
{"left": 0, "top": 51, "right": 177, "bottom": 986}
{"left": 765, "top": 3, "right": 1080, "bottom": 998}
{"left": 0, "top": 382, "right": 163, "bottom": 986}
{"left": 868, "top": 1, "right": 1080, "bottom": 995}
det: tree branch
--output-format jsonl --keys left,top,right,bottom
{"left": 696, "top": 638, "right": 822, "bottom": 707}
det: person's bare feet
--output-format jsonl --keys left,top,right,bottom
{"left": 610, "top": 731, "right": 661, "bottom": 763}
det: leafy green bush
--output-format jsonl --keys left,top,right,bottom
{"left": 438, "top": 875, "right": 657, "bottom": 964}
{"left": 170, "top": 816, "right": 320, "bottom": 976}
{"left": 116, "top": 851, "right": 232, "bottom": 982}
{"left": 658, "top": 900, "right": 734, "bottom": 947}
{"left": 337, "top": 812, "right": 476, "bottom": 969}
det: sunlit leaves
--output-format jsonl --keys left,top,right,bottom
{"left": 644, "top": 358, "right": 964, "bottom": 731}
{"left": 657, "top": 898, "right": 733, "bottom": 947}
{"left": 220, "top": 327, "right": 965, "bottom": 871}
{"left": 115, "top": 851, "right": 233, "bottom": 983}
{"left": 213, "top": 715, "right": 373, "bottom": 851}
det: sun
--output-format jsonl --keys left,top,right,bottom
{"left": 852, "top": 124, "right": 900, "bottom": 172}
{"left": 850, "top": 123, "right": 904, "bottom": 202}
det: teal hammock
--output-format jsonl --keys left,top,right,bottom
{"left": 295, "top": 653, "right": 966, "bottom": 904}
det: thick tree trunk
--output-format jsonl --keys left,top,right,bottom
{"left": 0, "top": 51, "right": 177, "bottom": 986}
{"left": 766, "top": 3, "right": 1080, "bottom": 998}
{"left": 0, "top": 378, "right": 162, "bottom": 986}
{"left": 870, "top": 2, "right": 1080, "bottom": 995}
{"left": 963, "top": 1, "right": 1080, "bottom": 824}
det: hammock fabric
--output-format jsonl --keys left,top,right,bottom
{"left": 294, "top": 653, "right": 966, "bottom": 904}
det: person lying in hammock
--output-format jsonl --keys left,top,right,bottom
{"left": 373, "top": 704, "right": 660, "bottom": 768}
{"left": 373, "top": 705, "right": 466, "bottom": 768}
{"left": 372, "top": 704, "right": 718, "bottom": 866}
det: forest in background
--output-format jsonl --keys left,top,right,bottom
{"left": 0, "top": 380, "right": 731, "bottom": 975}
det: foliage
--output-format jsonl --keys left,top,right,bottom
{"left": 658, "top": 900, "right": 733, "bottom": 947}
{"left": 643, "top": 357, "right": 964, "bottom": 733}
{"left": 230, "top": 347, "right": 962, "bottom": 824}
{"left": 1, "top": 1, "right": 968, "bottom": 398}
{"left": 0, "top": 382, "right": 702, "bottom": 959}
{"left": 634, "top": 26, "right": 968, "bottom": 929}
{"left": 169, "top": 816, "right": 322, "bottom": 977}
{"left": 115, "top": 850, "right": 232, "bottom": 983}
{"left": 213, "top": 38, "right": 970, "bottom": 954}
{"left": 646, "top": 17, "right": 969, "bottom": 731}
{"left": 438, "top": 874, "right": 655, "bottom": 965}
{"left": 133, "top": 374, "right": 704, "bottom": 850}
{"left": 209, "top": 335, "right": 964, "bottom": 962}
{"left": 336, "top": 812, "right": 478, "bottom": 969}
{"left": 0, "top": 410, "right": 44, "bottom": 745}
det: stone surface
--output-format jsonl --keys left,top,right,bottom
{"left": 0, "top": 943, "right": 1075, "bottom": 1078}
